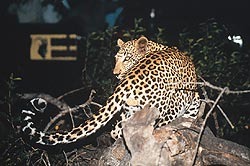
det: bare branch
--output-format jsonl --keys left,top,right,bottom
{"left": 198, "top": 76, "right": 250, "bottom": 94}
{"left": 57, "top": 87, "right": 86, "bottom": 100}
{"left": 63, "top": 150, "right": 69, "bottom": 166}
{"left": 201, "top": 86, "right": 220, "bottom": 136}
{"left": 43, "top": 89, "right": 101, "bottom": 131}
{"left": 205, "top": 99, "right": 235, "bottom": 129}
{"left": 20, "top": 93, "right": 70, "bottom": 112}
{"left": 19, "top": 90, "right": 102, "bottom": 132}
{"left": 68, "top": 107, "right": 75, "bottom": 128}
{"left": 191, "top": 87, "right": 228, "bottom": 166}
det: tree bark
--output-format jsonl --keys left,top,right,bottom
{"left": 97, "top": 105, "right": 250, "bottom": 166}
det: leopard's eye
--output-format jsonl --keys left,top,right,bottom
{"left": 124, "top": 53, "right": 132, "bottom": 61}
{"left": 125, "top": 57, "right": 130, "bottom": 61}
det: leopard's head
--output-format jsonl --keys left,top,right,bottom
{"left": 113, "top": 36, "right": 148, "bottom": 79}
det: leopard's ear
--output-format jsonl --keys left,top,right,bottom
{"left": 117, "top": 38, "right": 124, "bottom": 47}
{"left": 136, "top": 36, "right": 148, "bottom": 54}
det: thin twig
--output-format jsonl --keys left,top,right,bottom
{"left": 217, "top": 105, "right": 235, "bottom": 129}
{"left": 44, "top": 89, "right": 101, "bottom": 132}
{"left": 39, "top": 151, "right": 50, "bottom": 166}
{"left": 2, "top": 138, "right": 23, "bottom": 158}
{"left": 63, "top": 150, "right": 69, "bottom": 166}
{"left": 57, "top": 87, "right": 86, "bottom": 100}
{"left": 68, "top": 107, "right": 75, "bottom": 128}
{"left": 90, "top": 101, "right": 103, "bottom": 108}
{"left": 76, "top": 90, "right": 98, "bottom": 109}
{"left": 201, "top": 86, "right": 220, "bottom": 136}
{"left": 191, "top": 87, "right": 228, "bottom": 166}
{"left": 205, "top": 99, "right": 235, "bottom": 129}
{"left": 156, "top": 77, "right": 250, "bottom": 95}
{"left": 198, "top": 76, "right": 250, "bottom": 94}
{"left": 20, "top": 93, "right": 71, "bottom": 113}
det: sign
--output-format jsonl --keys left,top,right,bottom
{"left": 30, "top": 34, "right": 78, "bottom": 61}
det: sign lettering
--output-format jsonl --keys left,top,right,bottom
{"left": 30, "top": 34, "right": 77, "bottom": 61}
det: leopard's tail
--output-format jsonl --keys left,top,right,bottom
{"left": 22, "top": 95, "right": 121, "bottom": 146}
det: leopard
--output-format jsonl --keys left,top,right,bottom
{"left": 21, "top": 36, "right": 200, "bottom": 146}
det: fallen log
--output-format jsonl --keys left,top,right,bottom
{"left": 97, "top": 105, "right": 250, "bottom": 166}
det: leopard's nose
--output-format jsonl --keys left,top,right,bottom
{"left": 113, "top": 61, "right": 122, "bottom": 75}
{"left": 113, "top": 68, "right": 120, "bottom": 75}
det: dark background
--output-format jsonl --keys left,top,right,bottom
{"left": 0, "top": 0, "right": 249, "bottom": 148}
{"left": 1, "top": 0, "right": 250, "bottom": 96}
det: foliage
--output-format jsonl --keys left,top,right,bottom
{"left": 0, "top": 73, "right": 25, "bottom": 165}
{"left": 0, "top": 18, "right": 167, "bottom": 165}
{"left": 179, "top": 18, "right": 250, "bottom": 143}
{"left": 179, "top": 19, "right": 250, "bottom": 90}
{"left": 81, "top": 18, "right": 167, "bottom": 101}
{"left": 1, "top": 18, "right": 249, "bottom": 165}
{"left": 80, "top": 27, "right": 119, "bottom": 101}
{"left": 81, "top": 18, "right": 250, "bottom": 145}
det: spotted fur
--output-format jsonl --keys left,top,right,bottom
{"left": 21, "top": 36, "right": 200, "bottom": 146}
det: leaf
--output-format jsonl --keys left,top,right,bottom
{"left": 13, "top": 77, "right": 22, "bottom": 81}
{"left": 123, "top": 33, "right": 131, "bottom": 37}
{"left": 196, "top": 38, "right": 204, "bottom": 43}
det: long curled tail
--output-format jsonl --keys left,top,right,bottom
{"left": 21, "top": 96, "right": 120, "bottom": 146}
{"left": 22, "top": 98, "right": 51, "bottom": 144}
